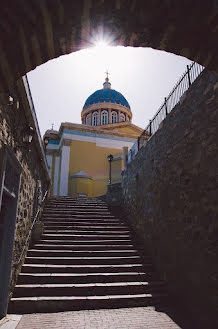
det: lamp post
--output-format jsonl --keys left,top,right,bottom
{"left": 107, "top": 154, "right": 113, "bottom": 185}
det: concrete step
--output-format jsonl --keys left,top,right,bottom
{"left": 42, "top": 218, "right": 123, "bottom": 224}
{"left": 40, "top": 234, "right": 131, "bottom": 240}
{"left": 43, "top": 209, "right": 111, "bottom": 213}
{"left": 18, "top": 272, "right": 155, "bottom": 284}
{"left": 21, "top": 263, "right": 148, "bottom": 273}
{"left": 13, "top": 281, "right": 166, "bottom": 297}
{"left": 38, "top": 239, "right": 133, "bottom": 245}
{"left": 9, "top": 293, "right": 168, "bottom": 314}
{"left": 43, "top": 229, "right": 131, "bottom": 235}
{"left": 43, "top": 224, "right": 128, "bottom": 230}
{"left": 43, "top": 211, "right": 115, "bottom": 219}
{"left": 45, "top": 204, "right": 108, "bottom": 208}
{"left": 33, "top": 244, "right": 136, "bottom": 250}
{"left": 25, "top": 255, "right": 142, "bottom": 265}
{"left": 27, "top": 249, "right": 140, "bottom": 258}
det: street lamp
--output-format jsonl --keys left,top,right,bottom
{"left": 44, "top": 137, "right": 49, "bottom": 150}
{"left": 107, "top": 154, "right": 113, "bottom": 185}
{"left": 21, "top": 126, "right": 34, "bottom": 146}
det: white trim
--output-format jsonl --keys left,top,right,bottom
{"left": 59, "top": 146, "right": 70, "bottom": 196}
{"left": 53, "top": 156, "right": 60, "bottom": 196}
{"left": 47, "top": 133, "right": 136, "bottom": 151}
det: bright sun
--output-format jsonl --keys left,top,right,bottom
{"left": 94, "top": 39, "right": 110, "bottom": 50}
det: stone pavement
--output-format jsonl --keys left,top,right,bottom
{"left": 14, "top": 306, "right": 194, "bottom": 329}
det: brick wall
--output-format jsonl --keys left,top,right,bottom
{"left": 122, "top": 69, "right": 218, "bottom": 328}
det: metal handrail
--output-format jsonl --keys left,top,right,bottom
{"left": 138, "top": 62, "right": 204, "bottom": 149}
{"left": 16, "top": 190, "right": 48, "bottom": 265}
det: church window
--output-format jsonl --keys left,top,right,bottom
{"left": 86, "top": 114, "right": 91, "bottom": 125}
{"left": 101, "top": 111, "right": 108, "bottom": 125}
{"left": 120, "top": 113, "right": 125, "bottom": 122}
{"left": 92, "top": 112, "right": 99, "bottom": 126}
{"left": 111, "top": 111, "right": 117, "bottom": 124}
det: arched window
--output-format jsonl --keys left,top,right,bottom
{"left": 111, "top": 111, "right": 117, "bottom": 124}
{"left": 101, "top": 111, "right": 108, "bottom": 125}
{"left": 86, "top": 114, "right": 91, "bottom": 125}
{"left": 120, "top": 113, "right": 125, "bottom": 122}
{"left": 92, "top": 112, "right": 99, "bottom": 126}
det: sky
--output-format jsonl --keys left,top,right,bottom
{"left": 27, "top": 45, "right": 192, "bottom": 137}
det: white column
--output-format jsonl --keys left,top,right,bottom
{"left": 118, "top": 110, "right": 121, "bottom": 122}
{"left": 53, "top": 155, "right": 60, "bottom": 196}
{"left": 46, "top": 154, "right": 52, "bottom": 178}
{"left": 59, "top": 140, "right": 71, "bottom": 196}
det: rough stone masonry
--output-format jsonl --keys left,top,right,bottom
{"left": 121, "top": 69, "right": 218, "bottom": 329}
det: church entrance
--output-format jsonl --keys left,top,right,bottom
{"left": 0, "top": 146, "right": 22, "bottom": 319}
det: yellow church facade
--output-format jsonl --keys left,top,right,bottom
{"left": 44, "top": 77, "right": 143, "bottom": 197}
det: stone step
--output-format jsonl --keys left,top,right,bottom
{"left": 27, "top": 249, "right": 140, "bottom": 258}
{"left": 9, "top": 293, "right": 168, "bottom": 314}
{"left": 43, "top": 211, "right": 115, "bottom": 219}
{"left": 33, "top": 244, "right": 136, "bottom": 250}
{"left": 43, "top": 229, "right": 131, "bottom": 235}
{"left": 25, "top": 255, "right": 142, "bottom": 265}
{"left": 18, "top": 272, "right": 155, "bottom": 284}
{"left": 43, "top": 209, "right": 111, "bottom": 213}
{"left": 38, "top": 239, "right": 132, "bottom": 245}
{"left": 13, "top": 281, "right": 165, "bottom": 298}
{"left": 42, "top": 218, "right": 122, "bottom": 224}
{"left": 44, "top": 203, "right": 108, "bottom": 206}
{"left": 21, "top": 263, "right": 148, "bottom": 273}
{"left": 40, "top": 234, "right": 131, "bottom": 240}
{"left": 44, "top": 222, "right": 129, "bottom": 228}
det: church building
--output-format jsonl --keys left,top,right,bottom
{"left": 44, "top": 75, "right": 143, "bottom": 197}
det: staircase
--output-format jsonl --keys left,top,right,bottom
{"left": 9, "top": 197, "right": 167, "bottom": 313}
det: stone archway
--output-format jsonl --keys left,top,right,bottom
{"left": 0, "top": 0, "right": 218, "bottom": 90}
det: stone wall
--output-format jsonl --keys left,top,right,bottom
{"left": 122, "top": 69, "right": 218, "bottom": 328}
{"left": 106, "top": 183, "right": 123, "bottom": 206}
{"left": 0, "top": 80, "right": 50, "bottom": 296}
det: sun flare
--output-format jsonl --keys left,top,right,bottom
{"left": 94, "top": 40, "right": 110, "bottom": 49}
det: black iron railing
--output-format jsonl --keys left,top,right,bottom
{"left": 138, "top": 62, "right": 204, "bottom": 149}
{"left": 16, "top": 190, "right": 48, "bottom": 266}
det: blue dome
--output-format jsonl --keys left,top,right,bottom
{"left": 83, "top": 88, "right": 131, "bottom": 110}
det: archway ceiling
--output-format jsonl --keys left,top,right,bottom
{"left": 0, "top": 0, "right": 218, "bottom": 91}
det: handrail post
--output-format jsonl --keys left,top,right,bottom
{"left": 137, "top": 136, "right": 140, "bottom": 150}
{"left": 187, "top": 64, "right": 191, "bottom": 87}
{"left": 164, "top": 97, "right": 168, "bottom": 116}
{"left": 149, "top": 120, "right": 152, "bottom": 136}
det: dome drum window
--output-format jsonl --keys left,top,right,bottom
{"left": 86, "top": 114, "right": 91, "bottom": 126}
{"left": 92, "top": 112, "right": 99, "bottom": 126}
{"left": 111, "top": 111, "right": 117, "bottom": 124}
{"left": 120, "top": 113, "right": 125, "bottom": 122}
{"left": 101, "top": 111, "right": 108, "bottom": 125}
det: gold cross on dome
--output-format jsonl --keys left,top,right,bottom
{"left": 105, "top": 70, "right": 109, "bottom": 79}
